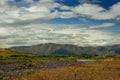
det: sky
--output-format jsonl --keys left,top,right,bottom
{"left": 0, "top": 0, "right": 120, "bottom": 48}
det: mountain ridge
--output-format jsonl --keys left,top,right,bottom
{"left": 10, "top": 43, "right": 120, "bottom": 56}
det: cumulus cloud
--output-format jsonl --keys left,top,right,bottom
{"left": 0, "top": 0, "right": 120, "bottom": 26}
{"left": 110, "top": 2, "right": 120, "bottom": 17}
{"left": 0, "top": 0, "right": 60, "bottom": 25}
{"left": 72, "top": 2, "right": 120, "bottom": 20}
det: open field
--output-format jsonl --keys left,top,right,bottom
{"left": 11, "top": 57, "right": 120, "bottom": 80}
{"left": 0, "top": 54, "right": 119, "bottom": 80}
{"left": 0, "top": 54, "right": 81, "bottom": 80}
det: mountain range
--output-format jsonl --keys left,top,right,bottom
{"left": 10, "top": 43, "right": 120, "bottom": 56}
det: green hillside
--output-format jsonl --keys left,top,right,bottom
{"left": 0, "top": 48, "right": 24, "bottom": 56}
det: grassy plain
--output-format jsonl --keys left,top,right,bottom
{"left": 12, "top": 57, "right": 120, "bottom": 80}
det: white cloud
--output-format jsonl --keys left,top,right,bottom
{"left": 57, "top": 11, "right": 76, "bottom": 18}
{"left": 110, "top": 2, "right": 120, "bottom": 17}
{"left": 72, "top": 2, "right": 120, "bottom": 20}
{"left": 25, "top": 0, "right": 34, "bottom": 3}
{"left": 23, "top": 0, "right": 54, "bottom": 3}
{"left": 89, "top": 23, "right": 115, "bottom": 29}
{"left": 25, "top": 6, "right": 49, "bottom": 12}
{"left": 0, "top": 0, "right": 8, "bottom": 6}
{"left": 0, "top": 27, "right": 9, "bottom": 35}
{"left": 40, "top": 0, "right": 54, "bottom": 3}
{"left": 59, "top": 5, "right": 72, "bottom": 10}
{"left": 72, "top": 4, "right": 105, "bottom": 18}
{"left": 0, "top": 0, "right": 120, "bottom": 47}
{"left": 0, "top": 23, "right": 120, "bottom": 48}
{"left": 0, "top": 0, "right": 120, "bottom": 26}
{"left": 0, "top": 0, "right": 60, "bottom": 25}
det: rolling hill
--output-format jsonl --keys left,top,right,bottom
{"left": 0, "top": 48, "right": 24, "bottom": 56}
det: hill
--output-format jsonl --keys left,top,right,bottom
{"left": 10, "top": 43, "right": 120, "bottom": 56}
{"left": 0, "top": 48, "right": 24, "bottom": 56}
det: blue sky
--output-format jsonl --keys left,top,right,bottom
{"left": 0, "top": 0, "right": 120, "bottom": 47}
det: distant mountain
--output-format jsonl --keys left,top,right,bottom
{"left": 10, "top": 43, "right": 120, "bottom": 56}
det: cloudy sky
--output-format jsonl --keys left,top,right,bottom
{"left": 0, "top": 0, "right": 120, "bottom": 48}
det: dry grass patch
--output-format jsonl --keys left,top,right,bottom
{"left": 12, "top": 59, "right": 120, "bottom": 80}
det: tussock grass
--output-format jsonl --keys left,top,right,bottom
{"left": 12, "top": 59, "right": 120, "bottom": 80}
